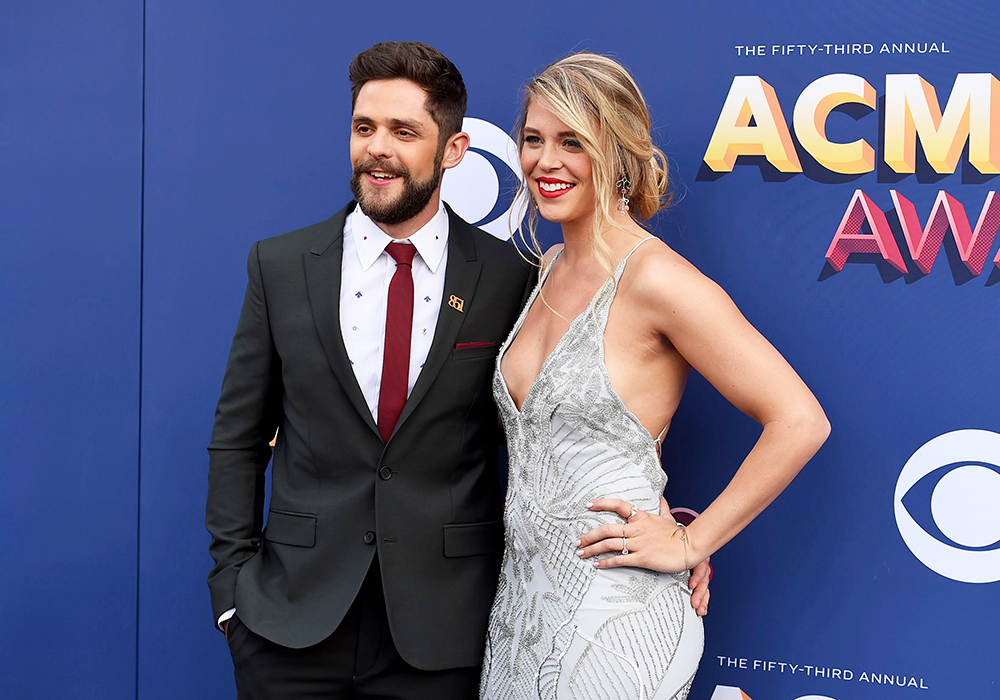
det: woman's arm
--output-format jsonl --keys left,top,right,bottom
{"left": 577, "top": 249, "right": 830, "bottom": 572}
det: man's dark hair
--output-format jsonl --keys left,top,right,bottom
{"left": 349, "top": 41, "right": 467, "bottom": 146}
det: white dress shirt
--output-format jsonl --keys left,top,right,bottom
{"left": 340, "top": 202, "right": 449, "bottom": 419}
{"left": 218, "top": 202, "right": 450, "bottom": 630}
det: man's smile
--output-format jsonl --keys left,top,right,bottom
{"left": 365, "top": 170, "right": 402, "bottom": 186}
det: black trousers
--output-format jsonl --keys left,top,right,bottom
{"left": 227, "top": 557, "right": 480, "bottom": 700}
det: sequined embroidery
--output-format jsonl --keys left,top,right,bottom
{"left": 481, "top": 240, "right": 704, "bottom": 700}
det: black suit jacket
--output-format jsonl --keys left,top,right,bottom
{"left": 207, "top": 201, "right": 533, "bottom": 670}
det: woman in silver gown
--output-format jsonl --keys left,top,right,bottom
{"left": 480, "top": 54, "right": 830, "bottom": 700}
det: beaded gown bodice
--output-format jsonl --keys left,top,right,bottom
{"left": 481, "top": 240, "right": 703, "bottom": 700}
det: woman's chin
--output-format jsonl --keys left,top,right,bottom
{"left": 536, "top": 201, "right": 573, "bottom": 224}
{"left": 537, "top": 206, "right": 590, "bottom": 229}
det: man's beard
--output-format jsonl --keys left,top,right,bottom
{"left": 350, "top": 153, "right": 443, "bottom": 226}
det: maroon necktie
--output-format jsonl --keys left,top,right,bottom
{"left": 377, "top": 242, "right": 417, "bottom": 442}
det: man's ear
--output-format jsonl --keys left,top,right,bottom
{"left": 441, "top": 131, "right": 470, "bottom": 171}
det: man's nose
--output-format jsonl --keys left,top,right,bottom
{"left": 367, "top": 130, "right": 393, "bottom": 160}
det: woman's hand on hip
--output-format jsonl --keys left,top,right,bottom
{"left": 576, "top": 498, "right": 699, "bottom": 574}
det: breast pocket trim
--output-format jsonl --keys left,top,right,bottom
{"left": 452, "top": 342, "right": 501, "bottom": 361}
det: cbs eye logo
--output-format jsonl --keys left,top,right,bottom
{"left": 441, "top": 118, "right": 528, "bottom": 240}
{"left": 894, "top": 429, "right": 1000, "bottom": 583}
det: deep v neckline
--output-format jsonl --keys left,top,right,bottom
{"left": 497, "top": 250, "right": 597, "bottom": 415}
{"left": 498, "top": 237, "right": 657, "bottom": 417}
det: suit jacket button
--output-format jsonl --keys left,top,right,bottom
{"left": 364, "top": 531, "right": 376, "bottom": 545}
{"left": 379, "top": 466, "right": 392, "bottom": 481}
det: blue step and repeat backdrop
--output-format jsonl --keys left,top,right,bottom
{"left": 2, "top": 1, "right": 997, "bottom": 699}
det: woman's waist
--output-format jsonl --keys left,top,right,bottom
{"left": 506, "top": 485, "right": 662, "bottom": 521}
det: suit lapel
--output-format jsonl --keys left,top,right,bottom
{"left": 392, "top": 205, "right": 482, "bottom": 437}
{"left": 303, "top": 202, "right": 381, "bottom": 438}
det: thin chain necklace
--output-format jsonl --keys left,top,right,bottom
{"left": 538, "top": 287, "right": 571, "bottom": 322}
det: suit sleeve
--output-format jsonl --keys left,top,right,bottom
{"left": 520, "top": 255, "right": 539, "bottom": 310}
{"left": 205, "top": 241, "right": 283, "bottom": 622}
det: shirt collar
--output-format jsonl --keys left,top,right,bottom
{"left": 350, "top": 202, "right": 449, "bottom": 273}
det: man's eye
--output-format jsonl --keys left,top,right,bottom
{"left": 355, "top": 125, "right": 372, "bottom": 134}
{"left": 397, "top": 130, "right": 413, "bottom": 138}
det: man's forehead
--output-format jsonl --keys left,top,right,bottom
{"left": 353, "top": 78, "right": 433, "bottom": 122}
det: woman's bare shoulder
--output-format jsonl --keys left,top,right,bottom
{"left": 628, "top": 238, "right": 723, "bottom": 305}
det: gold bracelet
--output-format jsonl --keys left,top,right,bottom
{"left": 678, "top": 526, "right": 690, "bottom": 572}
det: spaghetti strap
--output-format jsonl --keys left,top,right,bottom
{"left": 622, "top": 236, "right": 656, "bottom": 264}
{"left": 653, "top": 421, "right": 670, "bottom": 457}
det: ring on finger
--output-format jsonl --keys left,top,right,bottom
{"left": 621, "top": 537, "right": 629, "bottom": 555}
{"left": 628, "top": 505, "right": 639, "bottom": 520}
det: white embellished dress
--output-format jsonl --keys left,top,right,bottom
{"left": 480, "top": 240, "right": 704, "bottom": 700}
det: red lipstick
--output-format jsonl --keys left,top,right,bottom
{"left": 536, "top": 177, "right": 575, "bottom": 199}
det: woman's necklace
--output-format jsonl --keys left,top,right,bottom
{"left": 538, "top": 287, "right": 571, "bottom": 322}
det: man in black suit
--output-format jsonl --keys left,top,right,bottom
{"left": 207, "top": 41, "right": 710, "bottom": 699}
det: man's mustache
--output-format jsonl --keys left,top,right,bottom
{"left": 353, "top": 159, "right": 409, "bottom": 178}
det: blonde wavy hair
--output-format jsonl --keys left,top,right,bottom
{"left": 513, "top": 52, "right": 672, "bottom": 281}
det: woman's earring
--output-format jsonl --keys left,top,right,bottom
{"left": 616, "top": 174, "right": 631, "bottom": 217}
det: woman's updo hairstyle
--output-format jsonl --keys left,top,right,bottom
{"left": 514, "top": 52, "right": 671, "bottom": 270}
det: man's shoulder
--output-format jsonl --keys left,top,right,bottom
{"left": 469, "top": 227, "right": 521, "bottom": 261}
{"left": 448, "top": 211, "right": 533, "bottom": 277}
{"left": 254, "top": 202, "right": 353, "bottom": 260}
{"left": 475, "top": 230, "right": 534, "bottom": 286}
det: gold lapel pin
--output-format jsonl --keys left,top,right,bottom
{"left": 448, "top": 294, "right": 465, "bottom": 313}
